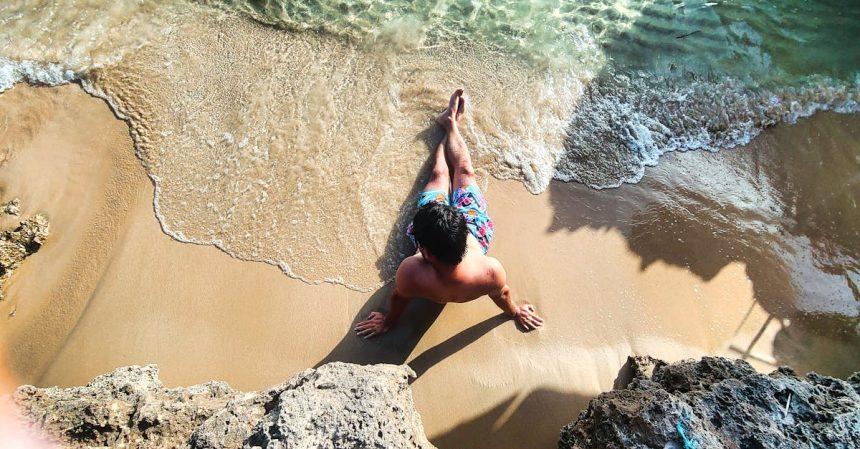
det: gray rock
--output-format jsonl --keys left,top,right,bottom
{"left": 559, "top": 356, "right": 860, "bottom": 449}
{"left": 243, "top": 364, "right": 433, "bottom": 449}
{"left": 0, "top": 210, "right": 49, "bottom": 300}
{"left": 14, "top": 362, "right": 436, "bottom": 449}
{"left": 3, "top": 198, "right": 21, "bottom": 216}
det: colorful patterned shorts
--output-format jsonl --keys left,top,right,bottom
{"left": 406, "top": 184, "right": 495, "bottom": 254}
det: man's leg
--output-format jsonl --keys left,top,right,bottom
{"left": 436, "top": 89, "right": 476, "bottom": 190}
{"left": 423, "top": 137, "right": 451, "bottom": 194}
{"left": 446, "top": 124, "right": 476, "bottom": 190}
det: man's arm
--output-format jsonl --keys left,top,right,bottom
{"left": 383, "top": 288, "right": 411, "bottom": 328}
{"left": 354, "top": 261, "right": 415, "bottom": 338}
{"left": 354, "top": 288, "right": 411, "bottom": 338}
{"left": 488, "top": 262, "right": 544, "bottom": 330}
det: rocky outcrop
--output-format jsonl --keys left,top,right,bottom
{"left": 14, "top": 362, "right": 436, "bottom": 449}
{"left": 3, "top": 198, "right": 21, "bottom": 216}
{"left": 0, "top": 200, "right": 49, "bottom": 301}
{"left": 560, "top": 356, "right": 860, "bottom": 449}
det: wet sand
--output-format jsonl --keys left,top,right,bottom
{"left": 0, "top": 83, "right": 857, "bottom": 449}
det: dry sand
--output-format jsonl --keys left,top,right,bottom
{"left": 0, "top": 83, "right": 857, "bottom": 449}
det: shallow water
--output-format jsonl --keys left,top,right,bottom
{"left": 0, "top": 0, "right": 857, "bottom": 289}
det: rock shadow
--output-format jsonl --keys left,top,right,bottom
{"left": 431, "top": 388, "right": 591, "bottom": 449}
{"left": 545, "top": 112, "right": 860, "bottom": 376}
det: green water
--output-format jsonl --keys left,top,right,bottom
{"left": 219, "top": 0, "right": 860, "bottom": 84}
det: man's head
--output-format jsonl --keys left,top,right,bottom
{"left": 412, "top": 202, "right": 468, "bottom": 265}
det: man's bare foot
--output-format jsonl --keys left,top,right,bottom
{"left": 515, "top": 304, "right": 544, "bottom": 331}
{"left": 436, "top": 88, "right": 466, "bottom": 131}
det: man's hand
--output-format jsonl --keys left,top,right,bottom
{"left": 515, "top": 304, "right": 544, "bottom": 331}
{"left": 354, "top": 311, "right": 390, "bottom": 339}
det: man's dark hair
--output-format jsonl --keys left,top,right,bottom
{"left": 412, "top": 202, "right": 468, "bottom": 265}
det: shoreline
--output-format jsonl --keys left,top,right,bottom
{"left": 0, "top": 82, "right": 857, "bottom": 448}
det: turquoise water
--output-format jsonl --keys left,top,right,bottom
{"left": 219, "top": 0, "right": 859, "bottom": 83}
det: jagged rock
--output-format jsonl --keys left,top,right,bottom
{"left": 243, "top": 364, "right": 432, "bottom": 449}
{"left": 0, "top": 211, "right": 49, "bottom": 300}
{"left": 559, "top": 356, "right": 860, "bottom": 449}
{"left": 14, "top": 362, "right": 436, "bottom": 449}
{"left": 2, "top": 198, "right": 21, "bottom": 216}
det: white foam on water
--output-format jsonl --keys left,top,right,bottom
{"left": 554, "top": 73, "right": 860, "bottom": 189}
{"left": 0, "top": 58, "right": 77, "bottom": 93}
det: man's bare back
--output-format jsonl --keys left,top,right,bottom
{"left": 355, "top": 89, "right": 544, "bottom": 338}
{"left": 398, "top": 235, "right": 501, "bottom": 304}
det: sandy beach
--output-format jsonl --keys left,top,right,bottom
{"left": 0, "top": 83, "right": 856, "bottom": 448}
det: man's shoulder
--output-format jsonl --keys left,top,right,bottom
{"left": 395, "top": 256, "right": 432, "bottom": 293}
{"left": 397, "top": 254, "right": 426, "bottom": 274}
{"left": 482, "top": 255, "right": 503, "bottom": 270}
{"left": 480, "top": 256, "right": 506, "bottom": 287}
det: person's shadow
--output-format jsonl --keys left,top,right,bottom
{"left": 314, "top": 282, "right": 446, "bottom": 368}
{"left": 315, "top": 278, "right": 508, "bottom": 379}
{"left": 315, "top": 123, "right": 509, "bottom": 376}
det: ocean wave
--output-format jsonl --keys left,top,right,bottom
{"left": 202, "top": 0, "right": 607, "bottom": 66}
{"left": 554, "top": 72, "right": 860, "bottom": 189}
{"left": 0, "top": 0, "right": 181, "bottom": 73}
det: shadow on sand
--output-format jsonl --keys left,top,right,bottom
{"left": 316, "top": 295, "right": 508, "bottom": 381}
{"left": 315, "top": 284, "right": 445, "bottom": 368}
{"left": 545, "top": 112, "right": 860, "bottom": 377}
{"left": 431, "top": 388, "right": 592, "bottom": 449}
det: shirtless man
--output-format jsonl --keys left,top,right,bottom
{"left": 355, "top": 89, "right": 544, "bottom": 338}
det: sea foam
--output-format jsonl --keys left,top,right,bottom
{"left": 0, "top": 58, "right": 77, "bottom": 93}
{"left": 554, "top": 73, "right": 860, "bottom": 189}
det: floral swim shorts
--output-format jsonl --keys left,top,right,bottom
{"left": 406, "top": 184, "right": 495, "bottom": 254}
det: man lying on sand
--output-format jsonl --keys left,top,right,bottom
{"left": 355, "top": 89, "right": 545, "bottom": 338}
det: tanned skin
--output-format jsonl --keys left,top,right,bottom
{"left": 355, "top": 89, "right": 544, "bottom": 338}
